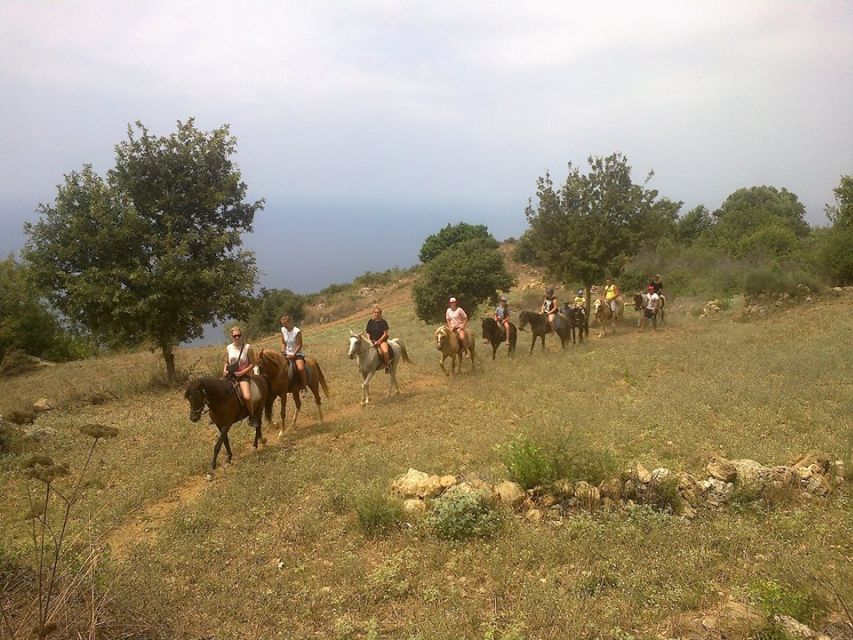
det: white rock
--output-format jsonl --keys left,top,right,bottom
{"left": 493, "top": 481, "right": 526, "bottom": 508}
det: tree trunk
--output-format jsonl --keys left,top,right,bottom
{"left": 160, "top": 342, "right": 176, "bottom": 382}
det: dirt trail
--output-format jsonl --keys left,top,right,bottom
{"left": 103, "top": 369, "right": 441, "bottom": 560}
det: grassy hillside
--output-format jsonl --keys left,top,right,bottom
{"left": 1, "top": 285, "right": 851, "bottom": 639}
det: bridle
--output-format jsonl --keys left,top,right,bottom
{"left": 189, "top": 385, "right": 210, "bottom": 421}
{"left": 349, "top": 334, "right": 371, "bottom": 358}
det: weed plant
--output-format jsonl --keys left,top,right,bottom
{"left": 427, "top": 489, "right": 503, "bottom": 541}
{"left": 354, "top": 486, "right": 403, "bottom": 537}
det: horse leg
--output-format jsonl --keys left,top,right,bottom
{"left": 439, "top": 355, "right": 448, "bottom": 376}
{"left": 278, "top": 395, "right": 288, "bottom": 437}
{"left": 253, "top": 408, "right": 265, "bottom": 449}
{"left": 491, "top": 342, "right": 497, "bottom": 360}
{"left": 211, "top": 427, "right": 226, "bottom": 472}
{"left": 389, "top": 364, "right": 400, "bottom": 396}
{"left": 223, "top": 430, "right": 233, "bottom": 464}
{"left": 362, "top": 370, "right": 376, "bottom": 405}
{"left": 309, "top": 381, "right": 323, "bottom": 421}
{"left": 291, "top": 391, "right": 302, "bottom": 430}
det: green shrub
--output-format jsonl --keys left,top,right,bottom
{"left": 427, "top": 489, "right": 503, "bottom": 541}
{"left": 743, "top": 266, "right": 819, "bottom": 299}
{"left": 502, "top": 433, "right": 618, "bottom": 489}
{"left": 354, "top": 487, "right": 403, "bottom": 537}
{"left": 748, "top": 579, "right": 825, "bottom": 624}
{"left": 643, "top": 476, "right": 683, "bottom": 515}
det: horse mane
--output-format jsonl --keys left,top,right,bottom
{"left": 258, "top": 349, "right": 287, "bottom": 382}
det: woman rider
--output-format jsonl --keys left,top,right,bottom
{"left": 541, "top": 287, "right": 558, "bottom": 333}
{"left": 494, "top": 296, "right": 511, "bottom": 345}
{"left": 279, "top": 314, "right": 307, "bottom": 391}
{"left": 366, "top": 306, "right": 391, "bottom": 373}
{"left": 445, "top": 297, "right": 469, "bottom": 357}
{"left": 223, "top": 325, "right": 256, "bottom": 420}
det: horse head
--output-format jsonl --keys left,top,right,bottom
{"left": 347, "top": 332, "right": 362, "bottom": 359}
{"left": 633, "top": 294, "right": 644, "bottom": 311}
{"left": 517, "top": 311, "right": 530, "bottom": 331}
{"left": 184, "top": 379, "right": 206, "bottom": 423}
{"left": 435, "top": 326, "right": 450, "bottom": 351}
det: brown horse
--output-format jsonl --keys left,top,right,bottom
{"left": 256, "top": 349, "right": 330, "bottom": 436}
{"left": 435, "top": 325, "right": 476, "bottom": 375}
{"left": 184, "top": 375, "right": 274, "bottom": 479}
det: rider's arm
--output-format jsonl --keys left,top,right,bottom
{"left": 294, "top": 332, "right": 303, "bottom": 355}
{"left": 222, "top": 351, "right": 229, "bottom": 376}
{"left": 279, "top": 331, "right": 286, "bottom": 353}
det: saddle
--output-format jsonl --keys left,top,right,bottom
{"left": 374, "top": 342, "right": 396, "bottom": 372}
{"left": 286, "top": 361, "right": 313, "bottom": 387}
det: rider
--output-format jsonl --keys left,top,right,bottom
{"left": 366, "top": 306, "right": 391, "bottom": 373}
{"left": 573, "top": 288, "right": 587, "bottom": 320}
{"left": 446, "top": 297, "right": 469, "bottom": 357}
{"left": 541, "top": 287, "right": 558, "bottom": 332}
{"left": 223, "top": 325, "right": 255, "bottom": 419}
{"left": 494, "top": 296, "right": 511, "bottom": 345}
{"left": 279, "top": 314, "right": 307, "bottom": 391}
{"left": 604, "top": 278, "right": 620, "bottom": 317}
{"left": 650, "top": 274, "right": 663, "bottom": 296}
{"left": 644, "top": 284, "right": 661, "bottom": 329}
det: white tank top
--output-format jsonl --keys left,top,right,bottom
{"left": 226, "top": 343, "right": 250, "bottom": 368}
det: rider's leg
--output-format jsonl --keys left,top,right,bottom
{"left": 239, "top": 379, "right": 254, "bottom": 423}
{"left": 504, "top": 321, "right": 510, "bottom": 344}
{"left": 380, "top": 342, "right": 390, "bottom": 371}
{"left": 458, "top": 329, "right": 468, "bottom": 356}
{"left": 296, "top": 358, "right": 307, "bottom": 389}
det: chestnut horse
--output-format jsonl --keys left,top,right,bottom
{"left": 481, "top": 317, "right": 517, "bottom": 359}
{"left": 185, "top": 375, "right": 274, "bottom": 479}
{"left": 256, "top": 349, "right": 330, "bottom": 436}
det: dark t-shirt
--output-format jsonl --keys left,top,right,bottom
{"left": 366, "top": 318, "right": 389, "bottom": 342}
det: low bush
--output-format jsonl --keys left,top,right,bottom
{"left": 354, "top": 487, "right": 403, "bottom": 537}
{"left": 502, "top": 432, "right": 618, "bottom": 489}
{"left": 747, "top": 578, "right": 826, "bottom": 625}
{"left": 643, "top": 476, "right": 683, "bottom": 515}
{"left": 427, "top": 489, "right": 503, "bottom": 541}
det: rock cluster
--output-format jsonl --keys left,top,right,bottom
{"left": 389, "top": 451, "right": 842, "bottom": 525}
{"left": 701, "top": 300, "right": 722, "bottom": 316}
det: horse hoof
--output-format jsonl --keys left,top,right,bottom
{"left": 205, "top": 472, "right": 214, "bottom": 482}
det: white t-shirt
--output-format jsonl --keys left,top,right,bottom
{"left": 226, "top": 342, "right": 251, "bottom": 368}
{"left": 281, "top": 326, "right": 304, "bottom": 356}
{"left": 646, "top": 292, "right": 660, "bottom": 311}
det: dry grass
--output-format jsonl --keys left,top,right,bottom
{"left": 0, "top": 289, "right": 851, "bottom": 639}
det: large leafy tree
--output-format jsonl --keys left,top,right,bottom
{"left": 524, "top": 153, "right": 679, "bottom": 306}
{"left": 23, "top": 119, "right": 263, "bottom": 380}
{"left": 710, "top": 186, "right": 810, "bottom": 257}
{"left": 418, "top": 222, "right": 498, "bottom": 263}
{"left": 817, "top": 174, "right": 853, "bottom": 285}
{"left": 413, "top": 237, "right": 515, "bottom": 323}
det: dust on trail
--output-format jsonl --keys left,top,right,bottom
{"left": 103, "top": 370, "right": 441, "bottom": 560}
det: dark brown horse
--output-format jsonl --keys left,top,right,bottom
{"left": 256, "top": 350, "right": 330, "bottom": 436}
{"left": 481, "top": 317, "right": 517, "bottom": 359}
{"left": 517, "top": 310, "right": 571, "bottom": 354}
{"left": 559, "top": 304, "right": 588, "bottom": 344}
{"left": 184, "top": 375, "right": 274, "bottom": 479}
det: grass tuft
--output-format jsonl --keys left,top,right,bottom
{"left": 354, "top": 486, "right": 404, "bottom": 537}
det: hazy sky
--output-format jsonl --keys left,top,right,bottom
{"left": 2, "top": 1, "right": 852, "bottom": 292}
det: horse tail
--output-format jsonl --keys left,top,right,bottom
{"left": 315, "top": 362, "right": 331, "bottom": 399}
{"left": 398, "top": 341, "right": 413, "bottom": 364}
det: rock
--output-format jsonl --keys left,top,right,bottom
{"left": 731, "top": 459, "right": 771, "bottom": 490}
{"left": 23, "top": 425, "right": 58, "bottom": 440}
{"left": 573, "top": 481, "right": 600, "bottom": 507}
{"left": 804, "top": 474, "right": 831, "bottom": 497}
{"left": 707, "top": 457, "right": 737, "bottom": 483}
{"left": 675, "top": 472, "right": 703, "bottom": 506}
{"left": 601, "top": 497, "right": 620, "bottom": 512}
{"left": 32, "top": 398, "right": 52, "bottom": 413}
{"left": 552, "top": 479, "right": 574, "bottom": 499}
{"left": 700, "top": 479, "right": 734, "bottom": 505}
{"left": 439, "top": 474, "right": 457, "bottom": 489}
{"left": 622, "top": 479, "right": 638, "bottom": 500}
{"left": 444, "top": 482, "right": 478, "bottom": 497}
{"left": 716, "top": 598, "right": 766, "bottom": 638}
{"left": 790, "top": 451, "right": 830, "bottom": 473}
{"left": 681, "top": 505, "right": 697, "bottom": 520}
{"left": 493, "top": 481, "right": 526, "bottom": 508}
{"left": 390, "top": 469, "right": 444, "bottom": 499}
{"left": 772, "top": 614, "right": 818, "bottom": 639}
{"left": 540, "top": 494, "right": 559, "bottom": 508}
{"left": 524, "top": 508, "right": 543, "bottom": 523}
{"left": 634, "top": 463, "right": 652, "bottom": 484}
{"left": 402, "top": 499, "right": 426, "bottom": 513}
{"left": 768, "top": 465, "right": 797, "bottom": 488}
{"left": 599, "top": 478, "right": 623, "bottom": 501}
{"left": 652, "top": 468, "right": 671, "bottom": 482}
{"left": 3, "top": 409, "right": 35, "bottom": 425}
{"left": 797, "top": 466, "right": 814, "bottom": 481}
{"left": 820, "top": 621, "right": 853, "bottom": 639}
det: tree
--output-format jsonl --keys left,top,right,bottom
{"left": 412, "top": 238, "right": 515, "bottom": 323}
{"left": 524, "top": 153, "right": 677, "bottom": 307}
{"left": 675, "top": 205, "right": 713, "bottom": 245}
{"left": 710, "top": 186, "right": 810, "bottom": 257}
{"left": 825, "top": 174, "right": 853, "bottom": 227}
{"left": 816, "top": 175, "right": 853, "bottom": 285}
{"left": 419, "top": 222, "right": 498, "bottom": 263}
{"left": 238, "top": 287, "right": 307, "bottom": 341}
{"left": 0, "top": 257, "right": 81, "bottom": 364}
{"left": 23, "top": 119, "right": 263, "bottom": 380}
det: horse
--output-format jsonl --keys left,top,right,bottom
{"left": 435, "top": 325, "right": 476, "bottom": 375}
{"left": 184, "top": 375, "right": 274, "bottom": 478}
{"left": 559, "top": 304, "right": 588, "bottom": 344}
{"left": 256, "top": 349, "right": 330, "bottom": 436}
{"left": 593, "top": 297, "right": 624, "bottom": 337}
{"left": 517, "top": 310, "right": 571, "bottom": 354}
{"left": 632, "top": 293, "right": 664, "bottom": 331}
{"left": 347, "top": 333, "right": 413, "bottom": 405}
{"left": 481, "top": 317, "right": 517, "bottom": 359}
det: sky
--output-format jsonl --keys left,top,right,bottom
{"left": 1, "top": 1, "right": 852, "bottom": 293}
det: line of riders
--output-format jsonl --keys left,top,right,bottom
{"left": 223, "top": 274, "right": 665, "bottom": 411}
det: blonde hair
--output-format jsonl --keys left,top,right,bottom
{"left": 373, "top": 306, "right": 382, "bottom": 314}
{"left": 230, "top": 325, "right": 242, "bottom": 338}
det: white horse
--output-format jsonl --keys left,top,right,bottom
{"left": 347, "top": 332, "right": 412, "bottom": 406}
